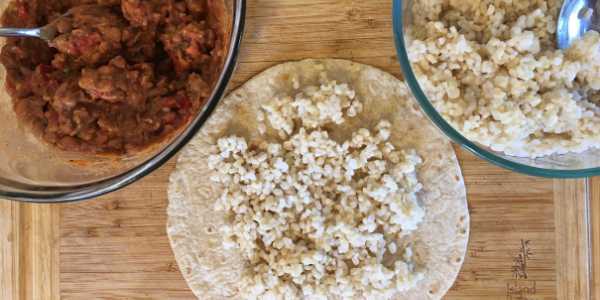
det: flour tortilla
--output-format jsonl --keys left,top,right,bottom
{"left": 167, "top": 59, "right": 469, "bottom": 300}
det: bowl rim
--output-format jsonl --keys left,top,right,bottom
{"left": 0, "top": 0, "right": 247, "bottom": 202}
{"left": 392, "top": 0, "right": 600, "bottom": 179}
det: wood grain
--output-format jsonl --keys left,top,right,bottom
{"left": 232, "top": 0, "right": 400, "bottom": 90}
{"left": 60, "top": 162, "right": 197, "bottom": 300}
{"left": 0, "top": 200, "right": 20, "bottom": 300}
{"left": 444, "top": 146, "right": 557, "bottom": 300}
{"left": 554, "top": 179, "right": 591, "bottom": 300}
{"left": 0, "top": 201, "right": 61, "bottom": 300}
{"left": 23, "top": 203, "right": 61, "bottom": 300}
{"left": 588, "top": 177, "right": 600, "bottom": 300}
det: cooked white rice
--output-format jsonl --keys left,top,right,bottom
{"left": 406, "top": 0, "right": 600, "bottom": 158}
{"left": 209, "top": 78, "right": 427, "bottom": 300}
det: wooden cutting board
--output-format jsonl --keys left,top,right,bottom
{"left": 1, "top": 0, "right": 600, "bottom": 299}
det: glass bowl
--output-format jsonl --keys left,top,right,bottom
{"left": 0, "top": 0, "right": 245, "bottom": 202}
{"left": 393, "top": 0, "right": 600, "bottom": 178}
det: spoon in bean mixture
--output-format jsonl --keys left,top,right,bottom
{"left": 0, "top": 10, "right": 71, "bottom": 42}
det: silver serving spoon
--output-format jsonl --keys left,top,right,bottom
{"left": 557, "top": 0, "right": 599, "bottom": 49}
{"left": 0, "top": 12, "right": 71, "bottom": 42}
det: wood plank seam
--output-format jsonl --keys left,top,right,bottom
{"left": 554, "top": 179, "right": 591, "bottom": 300}
{"left": 1, "top": 200, "right": 20, "bottom": 300}
{"left": 11, "top": 203, "right": 61, "bottom": 300}
{"left": 587, "top": 177, "right": 600, "bottom": 300}
{"left": 584, "top": 178, "right": 593, "bottom": 300}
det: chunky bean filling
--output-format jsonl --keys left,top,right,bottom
{"left": 0, "top": 0, "right": 225, "bottom": 155}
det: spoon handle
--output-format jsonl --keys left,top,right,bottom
{"left": 0, "top": 27, "right": 40, "bottom": 38}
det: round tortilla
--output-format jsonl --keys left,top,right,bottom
{"left": 167, "top": 59, "right": 470, "bottom": 300}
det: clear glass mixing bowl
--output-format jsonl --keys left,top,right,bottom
{"left": 0, "top": 0, "right": 245, "bottom": 202}
{"left": 393, "top": 0, "right": 600, "bottom": 178}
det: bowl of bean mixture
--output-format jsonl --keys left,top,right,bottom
{"left": 0, "top": 0, "right": 245, "bottom": 201}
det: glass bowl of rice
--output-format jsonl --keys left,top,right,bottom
{"left": 393, "top": 0, "right": 600, "bottom": 178}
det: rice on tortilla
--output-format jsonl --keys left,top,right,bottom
{"left": 167, "top": 59, "right": 469, "bottom": 300}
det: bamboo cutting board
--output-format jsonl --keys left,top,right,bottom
{"left": 1, "top": 0, "right": 600, "bottom": 299}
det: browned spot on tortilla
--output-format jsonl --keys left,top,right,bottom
{"left": 206, "top": 226, "right": 214, "bottom": 233}
{"left": 428, "top": 282, "right": 441, "bottom": 295}
{"left": 275, "top": 73, "right": 291, "bottom": 86}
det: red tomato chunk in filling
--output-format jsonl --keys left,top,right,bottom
{"left": 0, "top": 0, "right": 226, "bottom": 155}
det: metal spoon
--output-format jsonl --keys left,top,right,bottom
{"left": 0, "top": 12, "right": 71, "bottom": 42}
{"left": 557, "top": 0, "right": 599, "bottom": 49}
